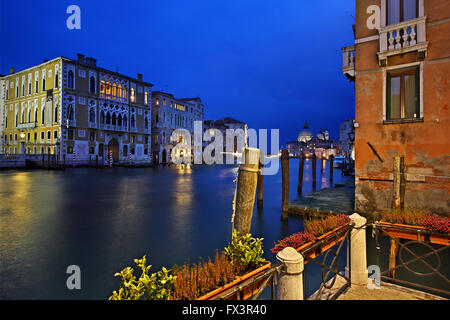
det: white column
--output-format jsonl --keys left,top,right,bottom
{"left": 349, "top": 213, "right": 368, "bottom": 285}
{"left": 276, "top": 247, "right": 304, "bottom": 300}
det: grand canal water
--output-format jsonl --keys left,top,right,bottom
{"left": 0, "top": 159, "right": 385, "bottom": 299}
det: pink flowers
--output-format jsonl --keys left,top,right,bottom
{"left": 271, "top": 214, "right": 351, "bottom": 254}
{"left": 271, "top": 232, "right": 314, "bottom": 254}
{"left": 422, "top": 216, "right": 450, "bottom": 234}
{"left": 380, "top": 209, "right": 450, "bottom": 234}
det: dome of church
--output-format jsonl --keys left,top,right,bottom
{"left": 297, "top": 121, "right": 313, "bottom": 143}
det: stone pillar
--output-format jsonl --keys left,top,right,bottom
{"left": 349, "top": 213, "right": 368, "bottom": 285}
{"left": 276, "top": 247, "right": 304, "bottom": 300}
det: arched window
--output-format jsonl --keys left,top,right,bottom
{"left": 155, "top": 113, "right": 159, "bottom": 123}
{"left": 21, "top": 110, "right": 25, "bottom": 123}
{"left": 90, "top": 76, "right": 95, "bottom": 93}
{"left": 112, "top": 83, "right": 117, "bottom": 97}
{"left": 145, "top": 91, "right": 148, "bottom": 105}
{"left": 89, "top": 109, "right": 95, "bottom": 123}
{"left": 55, "top": 72, "right": 59, "bottom": 88}
{"left": 123, "top": 86, "right": 127, "bottom": 99}
{"left": 130, "top": 88, "right": 135, "bottom": 103}
{"left": 131, "top": 115, "right": 135, "bottom": 128}
{"left": 106, "top": 82, "right": 111, "bottom": 97}
{"left": 106, "top": 112, "right": 111, "bottom": 125}
{"left": 5, "top": 114, "right": 8, "bottom": 129}
{"left": 68, "top": 70, "right": 74, "bottom": 89}
{"left": 100, "top": 111, "right": 105, "bottom": 124}
{"left": 123, "top": 115, "right": 128, "bottom": 128}
{"left": 144, "top": 117, "right": 148, "bottom": 129}
{"left": 34, "top": 108, "right": 38, "bottom": 123}
{"left": 68, "top": 105, "right": 73, "bottom": 121}
{"left": 112, "top": 113, "right": 117, "bottom": 126}
{"left": 54, "top": 105, "right": 58, "bottom": 123}
{"left": 118, "top": 84, "right": 122, "bottom": 98}
{"left": 118, "top": 114, "right": 122, "bottom": 127}
{"left": 41, "top": 108, "right": 45, "bottom": 124}
{"left": 100, "top": 80, "right": 105, "bottom": 96}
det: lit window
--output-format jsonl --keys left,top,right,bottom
{"left": 112, "top": 83, "right": 117, "bottom": 97}
{"left": 131, "top": 88, "right": 135, "bottom": 103}
{"left": 386, "top": 67, "right": 420, "bottom": 121}
{"left": 145, "top": 91, "right": 148, "bottom": 105}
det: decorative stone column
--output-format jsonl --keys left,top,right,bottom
{"left": 349, "top": 213, "right": 368, "bottom": 285}
{"left": 276, "top": 247, "right": 304, "bottom": 300}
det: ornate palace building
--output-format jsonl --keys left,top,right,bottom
{"left": 151, "top": 91, "right": 204, "bottom": 164}
{"left": 0, "top": 54, "right": 152, "bottom": 164}
{"left": 342, "top": 0, "right": 450, "bottom": 216}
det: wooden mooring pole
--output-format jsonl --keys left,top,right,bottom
{"left": 232, "top": 147, "right": 260, "bottom": 237}
{"left": 312, "top": 152, "right": 317, "bottom": 190}
{"left": 281, "top": 150, "right": 290, "bottom": 212}
{"left": 256, "top": 162, "right": 264, "bottom": 209}
{"left": 389, "top": 155, "right": 405, "bottom": 279}
{"left": 329, "top": 154, "right": 334, "bottom": 186}
{"left": 297, "top": 155, "right": 304, "bottom": 195}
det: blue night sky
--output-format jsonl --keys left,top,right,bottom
{"left": 0, "top": 0, "right": 355, "bottom": 145}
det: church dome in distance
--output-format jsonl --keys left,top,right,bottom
{"left": 297, "top": 121, "right": 313, "bottom": 143}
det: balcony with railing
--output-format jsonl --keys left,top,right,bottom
{"left": 17, "top": 122, "right": 37, "bottom": 129}
{"left": 377, "top": 16, "right": 428, "bottom": 66}
{"left": 341, "top": 45, "right": 355, "bottom": 82}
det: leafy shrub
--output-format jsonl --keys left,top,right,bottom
{"left": 171, "top": 251, "right": 238, "bottom": 300}
{"left": 109, "top": 255, "right": 176, "bottom": 300}
{"left": 304, "top": 214, "right": 351, "bottom": 237}
{"left": 224, "top": 230, "right": 264, "bottom": 275}
{"left": 271, "top": 231, "right": 314, "bottom": 254}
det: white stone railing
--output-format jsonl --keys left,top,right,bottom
{"left": 342, "top": 45, "right": 355, "bottom": 69}
{"left": 379, "top": 16, "right": 427, "bottom": 53}
{"left": 17, "top": 122, "right": 36, "bottom": 129}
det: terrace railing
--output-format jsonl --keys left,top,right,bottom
{"left": 372, "top": 222, "right": 450, "bottom": 298}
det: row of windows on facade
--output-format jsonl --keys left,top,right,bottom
{"left": 99, "top": 80, "right": 149, "bottom": 105}
{"left": 4, "top": 130, "right": 59, "bottom": 145}
{"left": 4, "top": 106, "right": 59, "bottom": 128}
{"left": 155, "top": 112, "right": 194, "bottom": 128}
{"left": 5, "top": 72, "right": 59, "bottom": 99}
{"left": 65, "top": 145, "right": 149, "bottom": 157}
{"left": 154, "top": 98, "right": 198, "bottom": 112}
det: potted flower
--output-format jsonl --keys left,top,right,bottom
{"left": 171, "top": 231, "right": 271, "bottom": 300}
{"left": 271, "top": 214, "right": 351, "bottom": 263}
{"left": 377, "top": 209, "right": 450, "bottom": 246}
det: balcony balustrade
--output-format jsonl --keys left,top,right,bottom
{"left": 378, "top": 16, "right": 428, "bottom": 65}
{"left": 341, "top": 45, "right": 355, "bottom": 82}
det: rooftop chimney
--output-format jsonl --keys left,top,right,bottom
{"left": 85, "top": 57, "right": 97, "bottom": 66}
{"left": 77, "top": 53, "right": 85, "bottom": 63}
{"left": 9, "top": 67, "right": 14, "bottom": 74}
{"left": 137, "top": 73, "right": 143, "bottom": 81}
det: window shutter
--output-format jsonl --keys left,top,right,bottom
{"left": 415, "top": 67, "right": 420, "bottom": 118}
{"left": 386, "top": 74, "right": 391, "bottom": 120}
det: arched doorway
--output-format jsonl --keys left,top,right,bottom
{"left": 108, "top": 138, "right": 119, "bottom": 163}
{"left": 162, "top": 149, "right": 167, "bottom": 164}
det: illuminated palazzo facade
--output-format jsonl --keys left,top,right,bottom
{"left": 151, "top": 91, "right": 204, "bottom": 164}
{"left": 0, "top": 54, "right": 153, "bottom": 164}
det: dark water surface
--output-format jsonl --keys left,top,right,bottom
{"left": 0, "top": 159, "right": 351, "bottom": 299}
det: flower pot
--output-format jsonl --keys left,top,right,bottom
{"left": 296, "top": 222, "right": 351, "bottom": 264}
{"left": 196, "top": 261, "right": 271, "bottom": 300}
{"left": 378, "top": 221, "right": 450, "bottom": 246}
